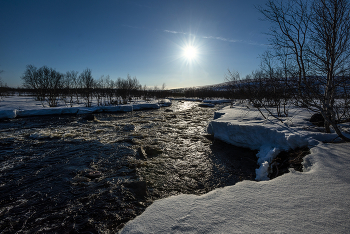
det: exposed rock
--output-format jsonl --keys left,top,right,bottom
{"left": 117, "top": 166, "right": 136, "bottom": 175}
{"left": 124, "top": 181, "right": 147, "bottom": 198}
{"left": 144, "top": 145, "right": 163, "bottom": 157}
{"left": 72, "top": 176, "right": 91, "bottom": 182}
{"left": 203, "top": 134, "right": 215, "bottom": 141}
{"left": 137, "top": 145, "right": 163, "bottom": 159}
{"left": 198, "top": 103, "right": 215, "bottom": 108}
{"left": 82, "top": 114, "right": 96, "bottom": 121}
{"left": 137, "top": 146, "right": 147, "bottom": 159}
{"left": 122, "top": 138, "right": 135, "bottom": 144}
{"left": 123, "top": 124, "right": 136, "bottom": 131}
{"left": 86, "top": 170, "right": 102, "bottom": 178}
{"left": 129, "top": 134, "right": 144, "bottom": 139}
{"left": 166, "top": 114, "right": 177, "bottom": 119}
{"left": 310, "top": 113, "right": 324, "bottom": 127}
{"left": 131, "top": 138, "right": 142, "bottom": 145}
{"left": 0, "top": 138, "right": 15, "bottom": 146}
{"left": 268, "top": 147, "right": 310, "bottom": 179}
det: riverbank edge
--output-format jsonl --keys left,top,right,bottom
{"left": 0, "top": 100, "right": 172, "bottom": 120}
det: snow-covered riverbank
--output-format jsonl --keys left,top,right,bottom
{"left": 120, "top": 102, "right": 350, "bottom": 233}
{"left": 2, "top": 95, "right": 349, "bottom": 233}
{"left": 0, "top": 95, "right": 171, "bottom": 119}
{"left": 207, "top": 102, "right": 349, "bottom": 181}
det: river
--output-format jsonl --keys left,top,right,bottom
{"left": 0, "top": 101, "right": 258, "bottom": 233}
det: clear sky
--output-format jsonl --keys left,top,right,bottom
{"left": 0, "top": 0, "right": 270, "bottom": 88}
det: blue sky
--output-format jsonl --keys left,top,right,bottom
{"left": 0, "top": 0, "right": 270, "bottom": 88}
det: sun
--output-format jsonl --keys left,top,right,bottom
{"left": 183, "top": 46, "right": 197, "bottom": 60}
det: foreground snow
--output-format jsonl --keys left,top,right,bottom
{"left": 120, "top": 102, "right": 350, "bottom": 233}
{"left": 0, "top": 95, "right": 171, "bottom": 119}
{"left": 121, "top": 142, "right": 350, "bottom": 233}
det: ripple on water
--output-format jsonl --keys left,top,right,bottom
{"left": 0, "top": 101, "right": 257, "bottom": 233}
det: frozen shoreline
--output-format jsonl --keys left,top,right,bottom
{"left": 207, "top": 103, "right": 349, "bottom": 180}
{"left": 119, "top": 102, "right": 350, "bottom": 233}
{"left": 0, "top": 95, "right": 171, "bottom": 120}
{"left": 120, "top": 142, "right": 350, "bottom": 233}
{"left": 0, "top": 95, "right": 231, "bottom": 120}
{"left": 2, "top": 95, "right": 350, "bottom": 233}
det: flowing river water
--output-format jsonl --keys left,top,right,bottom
{"left": 0, "top": 101, "right": 258, "bottom": 233}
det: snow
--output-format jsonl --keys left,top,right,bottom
{"left": 207, "top": 102, "right": 349, "bottom": 180}
{"left": 120, "top": 143, "right": 350, "bottom": 233}
{"left": 120, "top": 101, "right": 350, "bottom": 233}
{"left": 0, "top": 95, "right": 171, "bottom": 119}
{"left": 2, "top": 95, "right": 350, "bottom": 233}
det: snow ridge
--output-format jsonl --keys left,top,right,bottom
{"left": 0, "top": 98, "right": 171, "bottom": 119}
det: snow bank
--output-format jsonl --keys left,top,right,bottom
{"left": 158, "top": 99, "right": 172, "bottom": 107}
{"left": 207, "top": 104, "right": 346, "bottom": 180}
{"left": 120, "top": 103, "right": 350, "bottom": 233}
{"left": 120, "top": 142, "right": 350, "bottom": 233}
{"left": 132, "top": 103, "right": 160, "bottom": 111}
{"left": 0, "top": 110, "right": 16, "bottom": 119}
{"left": 0, "top": 96, "right": 172, "bottom": 119}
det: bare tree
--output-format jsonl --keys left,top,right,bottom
{"left": 0, "top": 68, "right": 3, "bottom": 85}
{"left": 40, "top": 66, "right": 63, "bottom": 107}
{"left": 64, "top": 70, "right": 79, "bottom": 107}
{"left": 259, "top": 0, "right": 350, "bottom": 141}
{"left": 22, "top": 65, "right": 42, "bottom": 100}
{"left": 105, "top": 75, "right": 115, "bottom": 105}
{"left": 79, "top": 68, "right": 94, "bottom": 107}
{"left": 21, "top": 65, "right": 63, "bottom": 107}
{"left": 258, "top": 0, "right": 311, "bottom": 90}
{"left": 305, "top": 0, "right": 350, "bottom": 138}
{"left": 225, "top": 69, "right": 241, "bottom": 105}
{"left": 0, "top": 69, "right": 5, "bottom": 101}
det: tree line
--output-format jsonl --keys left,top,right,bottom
{"left": 3, "top": 0, "right": 350, "bottom": 142}
{"left": 20, "top": 65, "right": 172, "bottom": 107}
{"left": 225, "top": 0, "right": 350, "bottom": 142}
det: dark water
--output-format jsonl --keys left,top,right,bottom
{"left": 0, "top": 101, "right": 258, "bottom": 233}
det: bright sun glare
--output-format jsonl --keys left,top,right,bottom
{"left": 183, "top": 46, "right": 197, "bottom": 60}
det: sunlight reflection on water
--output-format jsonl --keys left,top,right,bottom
{"left": 172, "top": 101, "right": 198, "bottom": 112}
{"left": 0, "top": 100, "right": 258, "bottom": 233}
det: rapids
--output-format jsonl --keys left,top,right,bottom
{"left": 0, "top": 101, "right": 257, "bottom": 233}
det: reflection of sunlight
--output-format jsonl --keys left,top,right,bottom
{"left": 175, "top": 101, "right": 197, "bottom": 111}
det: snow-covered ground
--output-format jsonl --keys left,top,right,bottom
{"left": 0, "top": 95, "right": 171, "bottom": 119}
{"left": 120, "top": 101, "right": 350, "bottom": 233}
{"left": 121, "top": 143, "right": 350, "bottom": 233}
{"left": 207, "top": 102, "right": 350, "bottom": 180}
